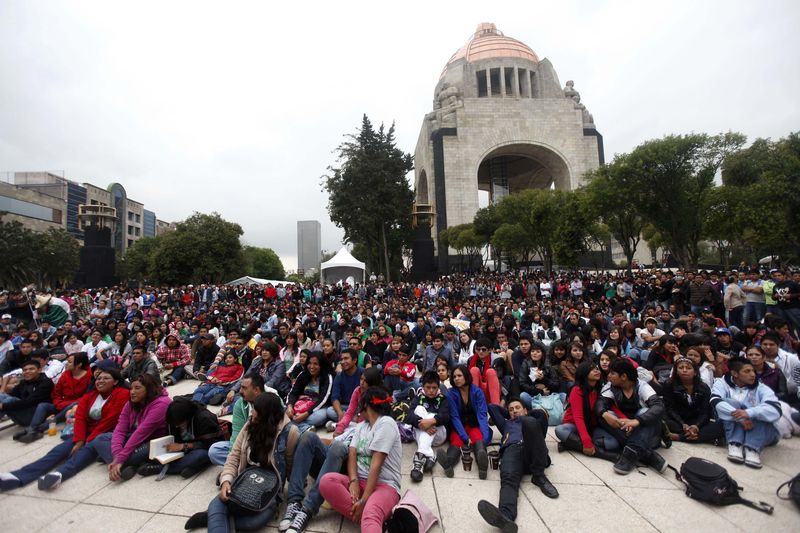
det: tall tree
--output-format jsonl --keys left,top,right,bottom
{"left": 583, "top": 154, "right": 647, "bottom": 273}
{"left": 626, "top": 132, "right": 745, "bottom": 267}
{"left": 242, "top": 245, "right": 286, "bottom": 280}
{"left": 323, "top": 115, "right": 414, "bottom": 281}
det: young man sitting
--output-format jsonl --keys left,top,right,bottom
{"left": 478, "top": 397, "right": 557, "bottom": 533}
{"left": 596, "top": 358, "right": 668, "bottom": 475}
{"left": 0, "top": 359, "right": 54, "bottom": 438}
{"left": 325, "top": 349, "right": 363, "bottom": 432}
{"left": 207, "top": 372, "right": 264, "bottom": 465}
{"left": 711, "top": 356, "right": 781, "bottom": 468}
{"left": 405, "top": 370, "right": 450, "bottom": 482}
{"left": 383, "top": 346, "right": 418, "bottom": 401}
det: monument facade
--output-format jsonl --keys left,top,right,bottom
{"left": 412, "top": 23, "right": 604, "bottom": 273}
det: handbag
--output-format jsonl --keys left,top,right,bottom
{"left": 530, "top": 393, "right": 564, "bottom": 426}
{"left": 228, "top": 465, "right": 280, "bottom": 513}
{"left": 776, "top": 473, "right": 800, "bottom": 510}
{"left": 293, "top": 395, "right": 315, "bottom": 415}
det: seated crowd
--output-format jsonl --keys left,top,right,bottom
{"left": 0, "top": 268, "right": 799, "bottom": 533}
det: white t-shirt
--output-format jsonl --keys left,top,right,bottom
{"left": 351, "top": 416, "right": 402, "bottom": 494}
{"left": 85, "top": 340, "right": 110, "bottom": 361}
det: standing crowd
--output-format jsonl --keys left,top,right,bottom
{"left": 0, "top": 266, "right": 798, "bottom": 532}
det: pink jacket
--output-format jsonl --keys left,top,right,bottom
{"left": 111, "top": 389, "right": 171, "bottom": 464}
{"left": 335, "top": 386, "right": 364, "bottom": 434}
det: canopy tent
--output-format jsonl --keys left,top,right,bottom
{"left": 320, "top": 247, "right": 366, "bottom": 285}
{"left": 226, "top": 276, "right": 290, "bottom": 286}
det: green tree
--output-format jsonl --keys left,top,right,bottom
{"left": 583, "top": 154, "right": 647, "bottom": 273}
{"left": 242, "top": 245, "right": 286, "bottom": 280}
{"left": 0, "top": 219, "right": 37, "bottom": 289}
{"left": 625, "top": 132, "right": 746, "bottom": 267}
{"left": 323, "top": 115, "right": 414, "bottom": 281}
{"left": 119, "top": 236, "right": 160, "bottom": 281}
{"left": 36, "top": 228, "right": 80, "bottom": 288}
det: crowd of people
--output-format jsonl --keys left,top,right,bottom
{"left": 0, "top": 266, "right": 799, "bottom": 532}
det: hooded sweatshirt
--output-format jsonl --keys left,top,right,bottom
{"left": 155, "top": 333, "right": 191, "bottom": 367}
{"left": 111, "top": 388, "right": 171, "bottom": 464}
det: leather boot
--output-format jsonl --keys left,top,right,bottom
{"left": 592, "top": 446, "right": 620, "bottom": 463}
{"left": 556, "top": 432, "right": 584, "bottom": 453}
{"left": 436, "top": 446, "right": 461, "bottom": 478}
{"left": 474, "top": 440, "right": 489, "bottom": 480}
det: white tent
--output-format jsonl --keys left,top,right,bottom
{"left": 320, "top": 247, "right": 366, "bottom": 284}
{"left": 226, "top": 276, "right": 291, "bottom": 286}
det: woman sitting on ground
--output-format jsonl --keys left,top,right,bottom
{"left": 746, "top": 345, "right": 789, "bottom": 401}
{"left": 286, "top": 351, "right": 333, "bottom": 429}
{"left": 137, "top": 396, "right": 225, "bottom": 478}
{"left": 683, "top": 345, "right": 716, "bottom": 390}
{"left": 287, "top": 348, "right": 310, "bottom": 384}
{"left": 597, "top": 349, "right": 618, "bottom": 386}
{"left": 663, "top": 357, "right": 723, "bottom": 444}
{"left": 643, "top": 335, "right": 680, "bottom": 391}
{"left": 185, "top": 392, "right": 291, "bottom": 532}
{"left": 243, "top": 341, "right": 290, "bottom": 398}
{"left": 319, "top": 386, "right": 402, "bottom": 533}
{"left": 437, "top": 364, "right": 492, "bottom": 480}
{"left": 95, "top": 373, "right": 171, "bottom": 482}
{"left": 555, "top": 362, "right": 619, "bottom": 461}
{"left": 191, "top": 351, "right": 244, "bottom": 405}
{"left": 558, "top": 342, "right": 588, "bottom": 391}
{"left": 17, "top": 352, "right": 92, "bottom": 443}
{"left": 518, "top": 339, "right": 560, "bottom": 410}
{"left": 332, "top": 366, "right": 384, "bottom": 437}
{"left": 0, "top": 365, "right": 128, "bottom": 491}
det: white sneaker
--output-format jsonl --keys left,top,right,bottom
{"left": 727, "top": 443, "right": 744, "bottom": 464}
{"left": 325, "top": 421, "right": 336, "bottom": 433}
{"left": 744, "top": 447, "right": 762, "bottom": 469}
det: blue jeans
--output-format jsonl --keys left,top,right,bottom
{"left": 598, "top": 417, "right": 660, "bottom": 455}
{"left": 303, "top": 409, "right": 331, "bottom": 428}
{"left": 92, "top": 432, "right": 150, "bottom": 466}
{"left": 728, "top": 306, "right": 744, "bottom": 330}
{"left": 554, "top": 423, "right": 620, "bottom": 451}
{"left": 165, "top": 448, "right": 211, "bottom": 475}
{"left": 208, "top": 441, "right": 232, "bottom": 466}
{"left": 286, "top": 432, "right": 348, "bottom": 514}
{"left": 192, "top": 384, "right": 228, "bottom": 404}
{"left": 165, "top": 365, "right": 186, "bottom": 383}
{"left": 627, "top": 348, "right": 650, "bottom": 363}
{"left": 744, "top": 302, "right": 766, "bottom": 325}
{"left": 207, "top": 494, "right": 276, "bottom": 533}
{"left": 0, "top": 393, "right": 28, "bottom": 424}
{"left": 325, "top": 404, "right": 348, "bottom": 422}
{"left": 11, "top": 438, "right": 102, "bottom": 486}
{"left": 29, "top": 402, "right": 76, "bottom": 432}
{"left": 384, "top": 376, "right": 419, "bottom": 400}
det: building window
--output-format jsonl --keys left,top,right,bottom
{"left": 504, "top": 68, "right": 514, "bottom": 96}
{"left": 135, "top": 213, "right": 141, "bottom": 223}
{"left": 52, "top": 209, "right": 62, "bottom": 224}
{"left": 135, "top": 227, "right": 140, "bottom": 236}
{"left": 128, "top": 211, "right": 134, "bottom": 221}
{"left": 490, "top": 68, "right": 501, "bottom": 96}
{"left": 530, "top": 71, "right": 536, "bottom": 98}
{"left": 476, "top": 70, "right": 487, "bottom": 97}
{"left": 127, "top": 239, "right": 133, "bottom": 247}
{"left": 90, "top": 199, "right": 97, "bottom": 205}
{"left": 127, "top": 226, "right": 134, "bottom": 235}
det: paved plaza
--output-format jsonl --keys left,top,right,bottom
{"left": 1, "top": 379, "right": 798, "bottom": 533}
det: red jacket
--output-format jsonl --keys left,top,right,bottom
{"left": 72, "top": 386, "right": 129, "bottom": 443}
{"left": 208, "top": 363, "right": 244, "bottom": 384}
{"left": 51, "top": 370, "right": 91, "bottom": 410}
{"left": 562, "top": 386, "right": 598, "bottom": 449}
{"left": 384, "top": 360, "right": 416, "bottom": 381}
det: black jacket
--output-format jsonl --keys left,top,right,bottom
{"left": 287, "top": 370, "right": 333, "bottom": 412}
{"left": 405, "top": 390, "right": 450, "bottom": 428}
{"left": 168, "top": 399, "right": 225, "bottom": 450}
{"left": 518, "top": 359, "right": 560, "bottom": 396}
{"left": 662, "top": 380, "right": 712, "bottom": 428}
{"left": 3, "top": 373, "right": 54, "bottom": 412}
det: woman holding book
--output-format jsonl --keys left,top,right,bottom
{"left": 94, "top": 373, "right": 171, "bottom": 482}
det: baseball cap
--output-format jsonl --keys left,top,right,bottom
{"left": 715, "top": 327, "right": 731, "bottom": 336}
{"left": 1, "top": 314, "right": 11, "bottom": 319}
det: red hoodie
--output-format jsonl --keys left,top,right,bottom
{"left": 208, "top": 363, "right": 244, "bottom": 385}
{"left": 72, "top": 386, "right": 129, "bottom": 443}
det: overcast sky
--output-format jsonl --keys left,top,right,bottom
{"left": 1, "top": 1, "right": 798, "bottom": 271}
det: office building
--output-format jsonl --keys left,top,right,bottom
{"left": 297, "top": 220, "right": 322, "bottom": 276}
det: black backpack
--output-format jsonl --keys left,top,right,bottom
{"left": 669, "top": 457, "right": 773, "bottom": 514}
{"left": 777, "top": 473, "right": 800, "bottom": 510}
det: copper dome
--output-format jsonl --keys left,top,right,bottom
{"left": 442, "top": 23, "right": 539, "bottom": 77}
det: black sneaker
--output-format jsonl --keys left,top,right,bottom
{"left": 643, "top": 450, "right": 668, "bottom": 474}
{"left": 436, "top": 448, "right": 454, "bottom": 478}
{"left": 138, "top": 463, "right": 163, "bottom": 477}
{"left": 286, "top": 507, "right": 311, "bottom": 533}
{"left": 37, "top": 472, "right": 62, "bottom": 491}
{"left": 120, "top": 465, "right": 137, "bottom": 481}
{"left": 12, "top": 429, "right": 29, "bottom": 441}
{"left": 424, "top": 457, "right": 435, "bottom": 473}
{"left": 184, "top": 511, "right": 208, "bottom": 530}
{"left": 411, "top": 452, "right": 425, "bottom": 483}
{"left": 477, "top": 500, "right": 518, "bottom": 533}
{"left": 180, "top": 467, "right": 199, "bottom": 479}
{"left": 17, "top": 431, "right": 44, "bottom": 444}
{"left": 279, "top": 501, "right": 302, "bottom": 532}
{"left": 613, "top": 447, "right": 638, "bottom": 475}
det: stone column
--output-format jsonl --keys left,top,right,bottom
{"left": 500, "top": 67, "right": 506, "bottom": 98}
